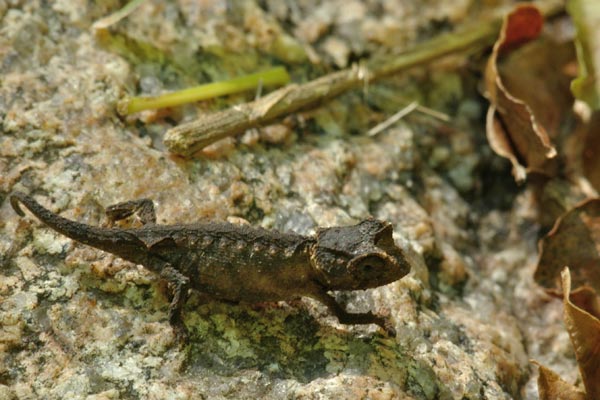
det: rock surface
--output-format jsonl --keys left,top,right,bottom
{"left": 0, "top": 1, "right": 573, "bottom": 399}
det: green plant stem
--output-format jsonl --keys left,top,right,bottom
{"left": 119, "top": 67, "right": 290, "bottom": 115}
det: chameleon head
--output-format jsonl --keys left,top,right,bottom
{"left": 310, "top": 218, "right": 411, "bottom": 290}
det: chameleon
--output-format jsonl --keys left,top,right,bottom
{"left": 10, "top": 191, "right": 411, "bottom": 337}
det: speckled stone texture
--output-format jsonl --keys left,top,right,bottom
{"left": 0, "top": 1, "right": 573, "bottom": 399}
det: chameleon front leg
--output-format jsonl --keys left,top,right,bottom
{"left": 309, "top": 289, "right": 396, "bottom": 337}
{"left": 105, "top": 199, "right": 156, "bottom": 226}
{"left": 160, "top": 265, "right": 191, "bottom": 339}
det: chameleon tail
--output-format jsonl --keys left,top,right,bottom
{"left": 10, "top": 191, "right": 143, "bottom": 253}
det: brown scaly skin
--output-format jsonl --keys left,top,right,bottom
{"left": 10, "top": 191, "right": 411, "bottom": 337}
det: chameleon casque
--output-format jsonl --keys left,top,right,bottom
{"left": 10, "top": 191, "right": 411, "bottom": 337}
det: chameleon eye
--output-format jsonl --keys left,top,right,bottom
{"left": 349, "top": 254, "right": 386, "bottom": 275}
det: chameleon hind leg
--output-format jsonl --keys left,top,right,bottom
{"left": 105, "top": 199, "right": 156, "bottom": 226}
{"left": 106, "top": 200, "right": 191, "bottom": 340}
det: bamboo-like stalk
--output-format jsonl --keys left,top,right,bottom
{"left": 164, "top": 1, "right": 564, "bottom": 157}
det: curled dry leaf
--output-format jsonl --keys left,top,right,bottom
{"left": 535, "top": 198, "right": 600, "bottom": 292}
{"left": 533, "top": 361, "right": 586, "bottom": 400}
{"left": 561, "top": 268, "right": 600, "bottom": 399}
{"left": 484, "top": 5, "right": 574, "bottom": 182}
{"left": 547, "top": 284, "right": 600, "bottom": 320}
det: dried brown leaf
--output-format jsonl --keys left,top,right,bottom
{"left": 485, "top": 107, "right": 527, "bottom": 181}
{"left": 561, "top": 268, "right": 600, "bottom": 399}
{"left": 484, "top": 5, "right": 573, "bottom": 182}
{"left": 535, "top": 198, "right": 600, "bottom": 292}
{"left": 547, "top": 285, "right": 600, "bottom": 321}
{"left": 533, "top": 361, "right": 586, "bottom": 400}
{"left": 497, "top": 37, "right": 574, "bottom": 142}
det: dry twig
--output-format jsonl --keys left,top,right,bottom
{"left": 164, "top": 1, "right": 564, "bottom": 157}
